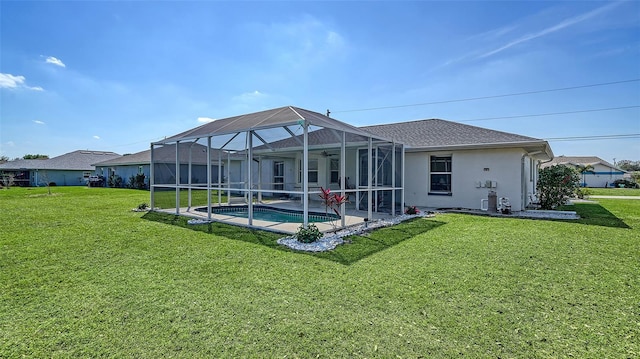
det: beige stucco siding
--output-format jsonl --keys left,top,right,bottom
{"left": 405, "top": 148, "right": 533, "bottom": 210}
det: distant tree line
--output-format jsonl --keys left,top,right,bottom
{"left": 0, "top": 154, "right": 50, "bottom": 163}
{"left": 617, "top": 160, "right": 640, "bottom": 172}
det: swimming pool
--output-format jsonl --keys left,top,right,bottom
{"left": 195, "top": 205, "right": 340, "bottom": 223}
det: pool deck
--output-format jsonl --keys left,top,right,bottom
{"left": 156, "top": 200, "right": 401, "bottom": 234}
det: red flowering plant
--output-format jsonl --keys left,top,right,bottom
{"left": 319, "top": 187, "right": 349, "bottom": 229}
{"left": 405, "top": 205, "right": 420, "bottom": 215}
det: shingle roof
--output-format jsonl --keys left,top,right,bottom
{"left": 93, "top": 143, "right": 244, "bottom": 166}
{"left": 0, "top": 150, "right": 120, "bottom": 171}
{"left": 542, "top": 156, "right": 621, "bottom": 170}
{"left": 362, "top": 119, "right": 540, "bottom": 148}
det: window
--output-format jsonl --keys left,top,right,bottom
{"left": 138, "top": 165, "right": 144, "bottom": 174}
{"left": 330, "top": 159, "right": 339, "bottom": 184}
{"left": 273, "top": 161, "right": 284, "bottom": 191}
{"left": 83, "top": 171, "right": 91, "bottom": 179}
{"left": 430, "top": 156, "right": 451, "bottom": 193}
{"left": 298, "top": 159, "right": 318, "bottom": 183}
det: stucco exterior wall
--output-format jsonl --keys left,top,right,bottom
{"left": 580, "top": 164, "right": 625, "bottom": 187}
{"left": 405, "top": 148, "right": 533, "bottom": 210}
{"left": 31, "top": 170, "right": 89, "bottom": 186}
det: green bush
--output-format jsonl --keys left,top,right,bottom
{"left": 295, "top": 224, "right": 323, "bottom": 243}
{"left": 576, "top": 187, "right": 591, "bottom": 199}
{"left": 128, "top": 173, "right": 147, "bottom": 190}
{"left": 108, "top": 174, "right": 123, "bottom": 188}
{"left": 537, "top": 165, "right": 580, "bottom": 209}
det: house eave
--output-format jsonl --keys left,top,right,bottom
{"left": 406, "top": 140, "right": 553, "bottom": 160}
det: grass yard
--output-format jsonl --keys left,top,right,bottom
{"left": 1, "top": 187, "right": 638, "bottom": 357}
{"left": 586, "top": 187, "right": 640, "bottom": 196}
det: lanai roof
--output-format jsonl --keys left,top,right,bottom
{"left": 155, "top": 106, "right": 389, "bottom": 146}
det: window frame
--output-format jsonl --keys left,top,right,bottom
{"left": 330, "top": 158, "right": 339, "bottom": 184}
{"left": 298, "top": 158, "right": 319, "bottom": 184}
{"left": 429, "top": 155, "right": 452, "bottom": 195}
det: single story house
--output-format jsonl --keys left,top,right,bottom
{"left": 150, "top": 106, "right": 552, "bottom": 230}
{"left": 0, "top": 150, "right": 120, "bottom": 186}
{"left": 92, "top": 143, "right": 241, "bottom": 188}
{"left": 363, "top": 119, "right": 553, "bottom": 212}
{"left": 541, "top": 156, "right": 626, "bottom": 187}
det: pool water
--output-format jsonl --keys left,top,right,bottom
{"left": 195, "top": 205, "right": 340, "bottom": 223}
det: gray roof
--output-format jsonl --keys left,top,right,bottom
{"left": 157, "top": 106, "right": 389, "bottom": 146}
{"left": 363, "top": 119, "right": 537, "bottom": 147}
{"left": 362, "top": 119, "right": 553, "bottom": 159}
{"left": 93, "top": 143, "right": 243, "bottom": 167}
{"left": 0, "top": 150, "right": 120, "bottom": 171}
{"left": 542, "top": 156, "right": 622, "bottom": 171}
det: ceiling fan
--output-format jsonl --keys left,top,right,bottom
{"left": 321, "top": 151, "right": 337, "bottom": 157}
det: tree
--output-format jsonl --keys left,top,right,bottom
{"left": 576, "top": 164, "right": 595, "bottom": 187}
{"left": 23, "top": 154, "right": 49, "bottom": 159}
{"left": 536, "top": 165, "right": 580, "bottom": 210}
{"left": 39, "top": 170, "right": 53, "bottom": 195}
{"left": 0, "top": 156, "right": 9, "bottom": 164}
{"left": 617, "top": 160, "right": 640, "bottom": 172}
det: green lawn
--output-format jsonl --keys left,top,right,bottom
{"left": 1, "top": 187, "right": 638, "bottom": 357}
{"left": 586, "top": 187, "right": 640, "bottom": 196}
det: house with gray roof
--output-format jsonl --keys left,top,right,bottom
{"left": 541, "top": 155, "right": 626, "bottom": 187}
{"left": 362, "top": 119, "right": 553, "bottom": 211}
{"left": 0, "top": 150, "right": 120, "bottom": 186}
{"left": 92, "top": 143, "right": 241, "bottom": 188}
{"left": 150, "top": 106, "right": 552, "bottom": 233}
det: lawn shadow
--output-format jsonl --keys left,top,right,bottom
{"left": 309, "top": 218, "right": 446, "bottom": 265}
{"left": 559, "top": 202, "right": 630, "bottom": 229}
{"left": 141, "top": 212, "right": 445, "bottom": 265}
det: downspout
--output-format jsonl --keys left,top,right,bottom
{"left": 521, "top": 154, "right": 527, "bottom": 211}
{"left": 207, "top": 137, "right": 212, "bottom": 221}
{"left": 150, "top": 144, "right": 155, "bottom": 209}
{"left": 175, "top": 141, "right": 180, "bottom": 215}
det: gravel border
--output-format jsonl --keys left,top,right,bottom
{"left": 277, "top": 213, "right": 432, "bottom": 252}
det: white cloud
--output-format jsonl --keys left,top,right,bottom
{"left": 257, "top": 16, "right": 347, "bottom": 69}
{"left": 0, "top": 73, "right": 44, "bottom": 91}
{"left": 234, "top": 90, "right": 265, "bottom": 101}
{"left": 6, "top": 141, "right": 15, "bottom": 147}
{"left": 45, "top": 56, "right": 66, "bottom": 68}
{"left": 0, "top": 73, "right": 26, "bottom": 89}
{"left": 479, "top": 1, "right": 622, "bottom": 59}
{"left": 197, "top": 117, "right": 216, "bottom": 123}
{"left": 93, "top": 135, "right": 101, "bottom": 140}
{"left": 33, "top": 120, "right": 45, "bottom": 125}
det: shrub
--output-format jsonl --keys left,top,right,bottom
{"left": 128, "top": 173, "right": 147, "bottom": 190}
{"left": 137, "top": 203, "right": 149, "bottom": 210}
{"left": 536, "top": 165, "right": 580, "bottom": 209}
{"left": 405, "top": 205, "right": 420, "bottom": 215}
{"left": 295, "top": 224, "right": 323, "bottom": 243}
{"left": 576, "top": 187, "right": 591, "bottom": 199}
{"left": 108, "top": 174, "right": 123, "bottom": 188}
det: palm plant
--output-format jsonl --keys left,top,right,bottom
{"left": 576, "top": 164, "right": 595, "bottom": 187}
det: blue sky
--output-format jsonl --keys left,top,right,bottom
{"left": 1, "top": 1, "right": 639, "bottom": 164}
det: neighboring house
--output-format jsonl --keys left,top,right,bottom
{"left": 0, "top": 150, "right": 120, "bottom": 186}
{"left": 92, "top": 143, "right": 237, "bottom": 188}
{"left": 541, "top": 156, "right": 626, "bottom": 187}
{"left": 151, "top": 106, "right": 553, "bottom": 217}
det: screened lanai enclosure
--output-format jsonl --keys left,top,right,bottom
{"left": 150, "top": 106, "right": 405, "bottom": 233}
